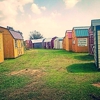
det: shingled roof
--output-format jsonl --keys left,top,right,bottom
{"left": 9, "top": 30, "right": 23, "bottom": 40}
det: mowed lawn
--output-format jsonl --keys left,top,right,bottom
{"left": 0, "top": 49, "right": 100, "bottom": 100}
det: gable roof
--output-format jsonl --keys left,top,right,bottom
{"left": 9, "top": 30, "right": 23, "bottom": 39}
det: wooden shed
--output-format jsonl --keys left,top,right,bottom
{"left": 64, "top": 30, "right": 72, "bottom": 51}
{"left": 72, "top": 26, "right": 89, "bottom": 53}
{"left": 88, "top": 27, "right": 94, "bottom": 55}
{"left": 62, "top": 37, "right": 66, "bottom": 50}
{"left": 32, "top": 38, "right": 44, "bottom": 48}
{"left": 0, "top": 26, "right": 24, "bottom": 58}
{"left": 43, "top": 38, "right": 52, "bottom": 49}
{"left": 51, "top": 37, "right": 57, "bottom": 49}
{"left": 54, "top": 37, "right": 63, "bottom": 49}
{"left": 94, "top": 25, "right": 100, "bottom": 68}
{"left": 24, "top": 40, "right": 33, "bottom": 50}
{"left": 0, "top": 32, "right": 4, "bottom": 63}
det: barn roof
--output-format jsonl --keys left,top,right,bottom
{"left": 32, "top": 38, "right": 44, "bottom": 43}
{"left": 91, "top": 19, "right": 100, "bottom": 26}
{"left": 73, "top": 26, "right": 89, "bottom": 30}
{"left": 44, "top": 38, "right": 52, "bottom": 42}
{"left": 55, "top": 37, "right": 63, "bottom": 41}
{"left": 73, "top": 27, "right": 89, "bottom": 37}
{"left": 65, "top": 30, "right": 72, "bottom": 39}
{"left": 9, "top": 30, "right": 23, "bottom": 39}
{"left": 75, "top": 29, "right": 89, "bottom": 37}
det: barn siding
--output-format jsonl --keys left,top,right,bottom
{"left": 88, "top": 27, "right": 94, "bottom": 55}
{"left": 2, "top": 29, "right": 14, "bottom": 58}
{"left": 0, "top": 32, "right": 4, "bottom": 63}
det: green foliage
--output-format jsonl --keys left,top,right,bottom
{"left": 29, "top": 30, "right": 43, "bottom": 39}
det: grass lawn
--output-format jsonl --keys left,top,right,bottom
{"left": 0, "top": 49, "right": 100, "bottom": 100}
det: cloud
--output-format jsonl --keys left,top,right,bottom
{"left": 63, "top": 0, "right": 81, "bottom": 9}
{"left": 0, "top": 0, "right": 18, "bottom": 18}
{"left": 31, "top": 3, "right": 41, "bottom": 14}
{"left": 18, "top": 5, "right": 24, "bottom": 13}
{"left": 41, "top": 6, "right": 46, "bottom": 11}
{"left": 51, "top": 11, "right": 61, "bottom": 18}
{"left": 17, "top": 0, "right": 33, "bottom": 6}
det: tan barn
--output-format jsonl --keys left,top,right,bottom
{"left": 64, "top": 30, "right": 72, "bottom": 51}
{"left": 0, "top": 26, "right": 24, "bottom": 58}
{"left": 62, "top": 37, "right": 66, "bottom": 50}
{"left": 72, "top": 27, "right": 89, "bottom": 53}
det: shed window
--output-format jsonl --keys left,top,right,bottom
{"left": 15, "top": 40, "right": 17, "bottom": 48}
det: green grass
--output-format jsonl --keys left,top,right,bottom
{"left": 0, "top": 49, "right": 100, "bottom": 100}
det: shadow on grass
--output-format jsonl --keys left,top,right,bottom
{"left": 74, "top": 55, "right": 94, "bottom": 61}
{"left": 67, "top": 63, "right": 100, "bottom": 73}
{"left": 52, "top": 49, "right": 74, "bottom": 55}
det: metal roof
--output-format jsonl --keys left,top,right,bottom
{"left": 9, "top": 30, "right": 23, "bottom": 39}
{"left": 66, "top": 30, "right": 72, "bottom": 33}
{"left": 73, "top": 26, "right": 89, "bottom": 30}
{"left": 32, "top": 38, "right": 44, "bottom": 43}
{"left": 75, "top": 29, "right": 89, "bottom": 37}
{"left": 91, "top": 19, "right": 100, "bottom": 26}
{"left": 44, "top": 38, "right": 52, "bottom": 42}
{"left": 55, "top": 37, "right": 63, "bottom": 41}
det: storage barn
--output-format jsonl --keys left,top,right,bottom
{"left": 32, "top": 38, "right": 44, "bottom": 48}
{"left": 24, "top": 40, "right": 33, "bottom": 50}
{"left": 88, "top": 27, "right": 94, "bottom": 55}
{"left": 91, "top": 19, "right": 100, "bottom": 69}
{"left": 62, "top": 37, "right": 66, "bottom": 50}
{"left": 43, "top": 38, "right": 52, "bottom": 49}
{"left": 0, "top": 26, "right": 24, "bottom": 58}
{"left": 54, "top": 37, "right": 63, "bottom": 49}
{"left": 72, "top": 26, "right": 89, "bottom": 53}
{"left": 64, "top": 30, "right": 72, "bottom": 51}
{"left": 51, "top": 37, "right": 57, "bottom": 49}
{"left": 0, "top": 32, "right": 4, "bottom": 63}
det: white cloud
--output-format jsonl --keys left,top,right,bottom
{"left": 17, "top": 0, "right": 33, "bottom": 12}
{"left": 63, "top": 0, "right": 81, "bottom": 9}
{"left": 51, "top": 11, "right": 61, "bottom": 18}
{"left": 17, "top": 0, "right": 33, "bottom": 6}
{"left": 31, "top": 3, "right": 41, "bottom": 14}
{"left": 0, "top": 1, "right": 18, "bottom": 18}
{"left": 28, "top": 14, "right": 32, "bottom": 19}
{"left": 18, "top": 5, "right": 24, "bottom": 13}
{"left": 41, "top": 6, "right": 46, "bottom": 11}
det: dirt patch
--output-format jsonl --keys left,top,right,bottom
{"left": 92, "top": 82, "right": 100, "bottom": 88}
{"left": 9, "top": 69, "right": 45, "bottom": 77}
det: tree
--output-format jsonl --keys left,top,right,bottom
{"left": 29, "top": 30, "right": 43, "bottom": 40}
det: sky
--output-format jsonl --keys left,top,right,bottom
{"left": 0, "top": 0, "right": 100, "bottom": 40}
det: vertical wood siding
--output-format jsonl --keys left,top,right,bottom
{"left": 0, "top": 32, "right": 4, "bottom": 63}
